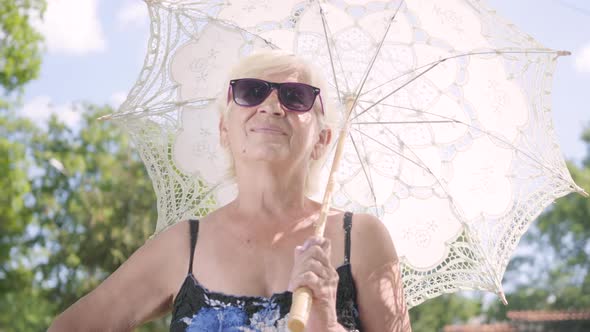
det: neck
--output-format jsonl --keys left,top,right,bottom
{"left": 229, "top": 161, "right": 317, "bottom": 225}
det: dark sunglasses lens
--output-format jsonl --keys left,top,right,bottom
{"left": 233, "top": 79, "right": 270, "bottom": 106}
{"left": 280, "top": 83, "right": 316, "bottom": 112}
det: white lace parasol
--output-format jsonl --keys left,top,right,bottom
{"left": 104, "top": 0, "right": 588, "bottom": 307}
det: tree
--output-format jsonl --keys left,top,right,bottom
{"left": 0, "top": 0, "right": 46, "bottom": 273}
{"left": 409, "top": 294, "right": 483, "bottom": 332}
{"left": 485, "top": 125, "right": 590, "bottom": 321}
{"left": 0, "top": 104, "right": 169, "bottom": 331}
{"left": 0, "top": 0, "right": 46, "bottom": 108}
{"left": 0, "top": 2, "right": 52, "bottom": 330}
{"left": 0, "top": 115, "right": 57, "bottom": 331}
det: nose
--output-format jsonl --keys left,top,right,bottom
{"left": 256, "top": 89, "right": 285, "bottom": 117}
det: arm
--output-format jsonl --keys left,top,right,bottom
{"left": 48, "top": 221, "right": 189, "bottom": 332}
{"left": 352, "top": 214, "right": 412, "bottom": 332}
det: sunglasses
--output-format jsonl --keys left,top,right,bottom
{"left": 228, "top": 78, "right": 324, "bottom": 113}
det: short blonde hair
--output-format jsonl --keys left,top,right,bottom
{"left": 216, "top": 50, "right": 338, "bottom": 196}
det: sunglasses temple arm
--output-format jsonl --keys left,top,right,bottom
{"left": 319, "top": 94, "right": 325, "bottom": 115}
{"left": 227, "top": 85, "right": 232, "bottom": 105}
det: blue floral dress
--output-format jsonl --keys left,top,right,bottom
{"left": 169, "top": 212, "right": 361, "bottom": 331}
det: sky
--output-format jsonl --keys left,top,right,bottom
{"left": 18, "top": 0, "right": 590, "bottom": 163}
{"left": 15, "top": 0, "right": 590, "bottom": 305}
{"left": 20, "top": 0, "right": 590, "bottom": 166}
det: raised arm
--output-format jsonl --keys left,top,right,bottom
{"left": 352, "top": 214, "right": 412, "bottom": 332}
{"left": 48, "top": 221, "right": 189, "bottom": 332}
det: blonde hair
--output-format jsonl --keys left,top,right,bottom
{"left": 216, "top": 50, "right": 338, "bottom": 196}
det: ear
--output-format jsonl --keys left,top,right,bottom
{"left": 311, "top": 127, "right": 332, "bottom": 160}
{"left": 219, "top": 114, "right": 229, "bottom": 148}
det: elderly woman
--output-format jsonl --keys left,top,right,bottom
{"left": 48, "top": 51, "right": 411, "bottom": 332}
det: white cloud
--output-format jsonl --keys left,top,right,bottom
{"left": 117, "top": 1, "right": 148, "bottom": 28}
{"left": 21, "top": 96, "right": 81, "bottom": 128}
{"left": 574, "top": 43, "right": 590, "bottom": 73}
{"left": 33, "top": 0, "right": 106, "bottom": 55}
{"left": 109, "top": 91, "right": 128, "bottom": 109}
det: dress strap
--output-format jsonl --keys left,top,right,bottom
{"left": 343, "top": 212, "right": 353, "bottom": 264}
{"left": 188, "top": 219, "right": 199, "bottom": 275}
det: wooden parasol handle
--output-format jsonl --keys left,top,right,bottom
{"left": 288, "top": 108, "right": 351, "bottom": 331}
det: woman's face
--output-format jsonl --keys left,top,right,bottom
{"left": 219, "top": 70, "right": 330, "bottom": 174}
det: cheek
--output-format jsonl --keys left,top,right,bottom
{"left": 293, "top": 113, "right": 311, "bottom": 134}
{"left": 295, "top": 112, "right": 314, "bottom": 132}
{"left": 299, "top": 112, "right": 313, "bottom": 122}
{"left": 222, "top": 115, "right": 245, "bottom": 149}
{"left": 294, "top": 113, "right": 321, "bottom": 145}
{"left": 225, "top": 107, "right": 248, "bottom": 132}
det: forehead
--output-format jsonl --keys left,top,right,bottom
{"left": 252, "top": 66, "right": 313, "bottom": 84}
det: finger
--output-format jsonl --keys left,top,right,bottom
{"left": 289, "top": 271, "right": 321, "bottom": 294}
{"left": 303, "top": 259, "right": 330, "bottom": 279}
{"left": 292, "top": 244, "right": 335, "bottom": 277}
{"left": 302, "top": 236, "right": 329, "bottom": 251}
{"left": 289, "top": 271, "right": 338, "bottom": 300}
{"left": 295, "top": 237, "right": 329, "bottom": 258}
{"left": 293, "top": 249, "right": 329, "bottom": 277}
{"left": 299, "top": 238, "right": 332, "bottom": 262}
{"left": 322, "top": 238, "right": 331, "bottom": 252}
{"left": 311, "top": 237, "right": 330, "bottom": 252}
{"left": 294, "top": 245, "right": 304, "bottom": 256}
{"left": 300, "top": 252, "right": 341, "bottom": 285}
{"left": 289, "top": 270, "right": 318, "bottom": 292}
{"left": 299, "top": 245, "right": 332, "bottom": 269}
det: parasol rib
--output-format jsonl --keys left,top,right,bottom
{"left": 350, "top": 98, "right": 509, "bottom": 303}
{"left": 345, "top": 1, "right": 404, "bottom": 123}
{"left": 317, "top": 1, "right": 345, "bottom": 104}
{"left": 353, "top": 101, "right": 584, "bottom": 196}
{"left": 349, "top": 132, "right": 379, "bottom": 212}
{"left": 186, "top": 8, "right": 282, "bottom": 49}
{"left": 352, "top": 60, "right": 444, "bottom": 121}
{"left": 359, "top": 49, "right": 565, "bottom": 100}
{"left": 100, "top": 98, "right": 217, "bottom": 121}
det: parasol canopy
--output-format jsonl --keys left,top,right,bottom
{"left": 104, "top": 0, "right": 588, "bottom": 309}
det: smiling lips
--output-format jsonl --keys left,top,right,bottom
{"left": 250, "top": 126, "right": 286, "bottom": 135}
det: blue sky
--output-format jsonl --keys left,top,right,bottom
{"left": 21, "top": 0, "right": 590, "bottom": 166}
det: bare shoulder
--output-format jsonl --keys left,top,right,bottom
{"left": 350, "top": 213, "right": 398, "bottom": 275}
{"left": 147, "top": 219, "right": 193, "bottom": 291}
{"left": 137, "top": 219, "right": 191, "bottom": 279}
{"left": 48, "top": 220, "right": 192, "bottom": 331}
{"left": 349, "top": 213, "right": 412, "bottom": 331}
{"left": 150, "top": 219, "right": 191, "bottom": 251}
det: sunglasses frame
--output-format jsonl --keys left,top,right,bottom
{"left": 227, "top": 78, "right": 324, "bottom": 114}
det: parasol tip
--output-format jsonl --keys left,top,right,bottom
{"left": 573, "top": 184, "right": 589, "bottom": 197}
{"left": 499, "top": 291, "right": 508, "bottom": 306}
{"left": 97, "top": 114, "right": 113, "bottom": 121}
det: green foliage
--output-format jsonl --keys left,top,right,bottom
{"left": 485, "top": 126, "right": 590, "bottom": 322}
{"left": 0, "top": 0, "right": 46, "bottom": 107}
{"left": 0, "top": 267, "right": 56, "bottom": 331}
{"left": 409, "top": 294, "right": 483, "bottom": 332}
{"left": 0, "top": 105, "right": 170, "bottom": 331}
{"left": 0, "top": 113, "right": 35, "bottom": 266}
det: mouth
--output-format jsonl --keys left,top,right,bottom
{"left": 250, "top": 127, "right": 286, "bottom": 135}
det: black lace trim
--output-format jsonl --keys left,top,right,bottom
{"left": 170, "top": 264, "right": 361, "bottom": 331}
